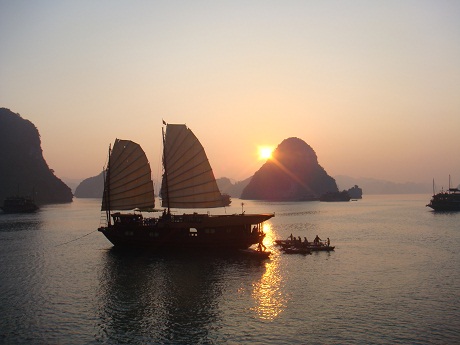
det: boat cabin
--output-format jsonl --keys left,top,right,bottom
{"left": 111, "top": 212, "right": 143, "bottom": 225}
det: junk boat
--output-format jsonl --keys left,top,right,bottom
{"left": 1, "top": 196, "right": 38, "bottom": 213}
{"left": 98, "top": 122, "right": 274, "bottom": 250}
{"left": 319, "top": 190, "right": 351, "bottom": 202}
{"left": 426, "top": 177, "right": 460, "bottom": 211}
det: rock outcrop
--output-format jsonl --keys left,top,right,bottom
{"left": 347, "top": 185, "right": 363, "bottom": 199}
{"left": 241, "top": 137, "right": 337, "bottom": 201}
{"left": 0, "top": 108, "right": 73, "bottom": 204}
{"left": 74, "top": 172, "right": 104, "bottom": 198}
{"left": 216, "top": 177, "right": 251, "bottom": 198}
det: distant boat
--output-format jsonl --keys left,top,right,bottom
{"left": 319, "top": 190, "right": 351, "bottom": 202}
{"left": 275, "top": 239, "right": 335, "bottom": 252}
{"left": 98, "top": 122, "right": 274, "bottom": 250}
{"left": 347, "top": 185, "right": 363, "bottom": 199}
{"left": 426, "top": 177, "right": 460, "bottom": 211}
{"left": 1, "top": 196, "right": 38, "bottom": 213}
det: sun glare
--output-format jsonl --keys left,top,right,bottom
{"left": 258, "top": 146, "right": 274, "bottom": 160}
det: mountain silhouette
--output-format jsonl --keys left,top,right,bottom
{"left": 0, "top": 108, "right": 73, "bottom": 204}
{"left": 241, "top": 137, "right": 338, "bottom": 201}
{"left": 74, "top": 172, "right": 104, "bottom": 198}
{"left": 216, "top": 177, "right": 251, "bottom": 199}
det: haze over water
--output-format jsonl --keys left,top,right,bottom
{"left": 1, "top": 195, "right": 459, "bottom": 344}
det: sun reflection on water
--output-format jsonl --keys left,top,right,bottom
{"left": 251, "top": 223, "right": 287, "bottom": 320}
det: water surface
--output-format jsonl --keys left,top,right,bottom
{"left": 1, "top": 195, "right": 459, "bottom": 344}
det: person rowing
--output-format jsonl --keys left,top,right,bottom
{"left": 314, "top": 235, "right": 322, "bottom": 245}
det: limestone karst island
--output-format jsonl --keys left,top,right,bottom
{"left": 241, "top": 137, "right": 341, "bottom": 201}
{"left": 0, "top": 108, "right": 73, "bottom": 205}
{"left": 1, "top": 107, "right": 361, "bottom": 205}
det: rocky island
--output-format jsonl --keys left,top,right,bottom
{"left": 74, "top": 172, "right": 104, "bottom": 198}
{"left": 241, "top": 137, "right": 338, "bottom": 201}
{"left": 0, "top": 108, "right": 73, "bottom": 204}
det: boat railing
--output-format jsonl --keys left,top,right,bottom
{"left": 169, "top": 213, "right": 205, "bottom": 223}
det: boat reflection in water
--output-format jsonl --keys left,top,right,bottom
{"left": 96, "top": 242, "right": 282, "bottom": 343}
{"left": 251, "top": 223, "right": 287, "bottom": 320}
{"left": 97, "top": 249, "right": 219, "bottom": 343}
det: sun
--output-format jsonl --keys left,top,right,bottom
{"left": 258, "top": 146, "right": 274, "bottom": 160}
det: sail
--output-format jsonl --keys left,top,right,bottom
{"left": 101, "top": 139, "right": 155, "bottom": 211}
{"left": 161, "top": 124, "right": 226, "bottom": 208}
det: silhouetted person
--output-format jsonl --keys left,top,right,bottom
{"left": 314, "top": 235, "right": 321, "bottom": 245}
{"left": 258, "top": 240, "right": 266, "bottom": 252}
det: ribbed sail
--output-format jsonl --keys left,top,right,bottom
{"left": 161, "top": 124, "right": 226, "bottom": 208}
{"left": 101, "top": 139, "right": 155, "bottom": 211}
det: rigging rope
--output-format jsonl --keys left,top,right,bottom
{"left": 54, "top": 229, "right": 99, "bottom": 247}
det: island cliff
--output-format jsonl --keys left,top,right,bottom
{"left": 74, "top": 172, "right": 104, "bottom": 198}
{"left": 0, "top": 108, "right": 73, "bottom": 204}
{"left": 241, "top": 137, "right": 338, "bottom": 201}
{"left": 347, "top": 185, "right": 363, "bottom": 199}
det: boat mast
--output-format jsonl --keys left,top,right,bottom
{"left": 162, "top": 122, "right": 171, "bottom": 215}
{"left": 104, "top": 144, "right": 112, "bottom": 225}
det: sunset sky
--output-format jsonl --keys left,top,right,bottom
{"left": 1, "top": 1, "right": 459, "bottom": 186}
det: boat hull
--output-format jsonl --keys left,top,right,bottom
{"left": 98, "top": 213, "right": 273, "bottom": 250}
{"left": 239, "top": 248, "right": 271, "bottom": 259}
{"left": 1, "top": 197, "right": 38, "bottom": 213}
{"left": 308, "top": 245, "right": 335, "bottom": 252}
{"left": 426, "top": 201, "right": 460, "bottom": 211}
{"left": 282, "top": 247, "right": 311, "bottom": 255}
{"left": 275, "top": 239, "right": 335, "bottom": 252}
{"left": 427, "top": 205, "right": 460, "bottom": 211}
{"left": 426, "top": 195, "right": 460, "bottom": 211}
{"left": 1, "top": 206, "right": 38, "bottom": 213}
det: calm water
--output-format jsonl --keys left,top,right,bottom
{"left": 0, "top": 195, "right": 459, "bottom": 344}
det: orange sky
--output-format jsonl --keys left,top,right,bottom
{"left": 1, "top": 1, "right": 459, "bottom": 185}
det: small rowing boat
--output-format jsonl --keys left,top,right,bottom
{"left": 239, "top": 248, "right": 271, "bottom": 259}
{"left": 282, "top": 246, "right": 311, "bottom": 255}
{"left": 275, "top": 238, "right": 335, "bottom": 252}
